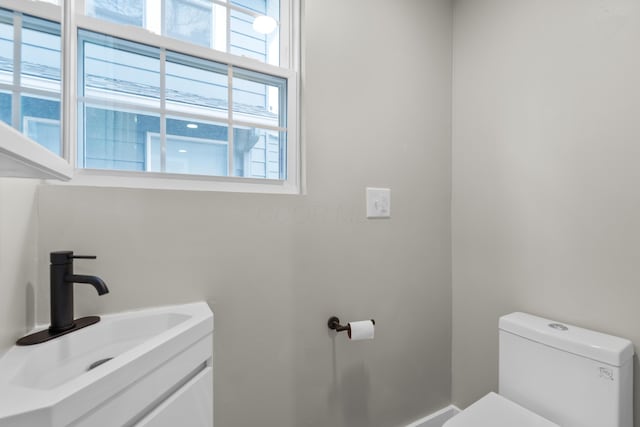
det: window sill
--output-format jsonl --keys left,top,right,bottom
{"left": 49, "top": 168, "right": 300, "bottom": 194}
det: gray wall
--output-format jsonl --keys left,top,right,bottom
{"left": 0, "top": 178, "right": 38, "bottom": 352}
{"left": 451, "top": 0, "right": 640, "bottom": 423}
{"left": 31, "top": 1, "right": 452, "bottom": 426}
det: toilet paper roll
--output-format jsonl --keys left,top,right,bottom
{"left": 348, "top": 320, "right": 375, "bottom": 340}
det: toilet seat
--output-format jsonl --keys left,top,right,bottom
{"left": 443, "top": 392, "right": 559, "bottom": 427}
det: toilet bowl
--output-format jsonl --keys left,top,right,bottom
{"left": 444, "top": 312, "right": 634, "bottom": 427}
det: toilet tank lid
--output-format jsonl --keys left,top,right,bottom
{"left": 499, "top": 312, "right": 634, "bottom": 367}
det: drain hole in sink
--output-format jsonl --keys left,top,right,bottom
{"left": 87, "top": 357, "right": 113, "bottom": 371}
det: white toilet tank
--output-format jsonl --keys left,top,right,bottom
{"left": 499, "top": 312, "right": 634, "bottom": 427}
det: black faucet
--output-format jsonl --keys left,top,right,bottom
{"left": 16, "top": 251, "right": 109, "bottom": 345}
{"left": 50, "top": 251, "right": 109, "bottom": 332}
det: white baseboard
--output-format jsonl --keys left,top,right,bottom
{"left": 405, "top": 405, "right": 461, "bottom": 427}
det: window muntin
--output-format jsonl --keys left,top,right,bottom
{"left": 77, "top": 30, "right": 288, "bottom": 179}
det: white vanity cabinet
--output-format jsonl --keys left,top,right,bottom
{"left": 135, "top": 367, "right": 213, "bottom": 427}
{"left": 70, "top": 333, "right": 214, "bottom": 427}
{"left": 0, "top": 303, "right": 213, "bottom": 427}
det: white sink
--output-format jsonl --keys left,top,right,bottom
{"left": 0, "top": 302, "right": 214, "bottom": 427}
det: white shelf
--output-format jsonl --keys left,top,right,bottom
{"left": 0, "top": 121, "right": 73, "bottom": 181}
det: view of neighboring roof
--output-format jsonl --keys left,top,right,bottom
{"left": 0, "top": 57, "right": 277, "bottom": 120}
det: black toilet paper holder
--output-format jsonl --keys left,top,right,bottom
{"left": 327, "top": 316, "right": 375, "bottom": 333}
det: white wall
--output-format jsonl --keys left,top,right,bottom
{"left": 452, "top": 0, "right": 640, "bottom": 423}
{"left": 0, "top": 178, "right": 38, "bottom": 351}
{"left": 29, "top": 1, "right": 453, "bottom": 426}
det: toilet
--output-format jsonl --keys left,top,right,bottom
{"left": 445, "top": 312, "right": 634, "bottom": 427}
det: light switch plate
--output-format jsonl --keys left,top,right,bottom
{"left": 366, "top": 187, "right": 391, "bottom": 218}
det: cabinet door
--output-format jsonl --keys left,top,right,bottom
{"left": 135, "top": 367, "right": 213, "bottom": 427}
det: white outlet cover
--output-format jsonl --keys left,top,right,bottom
{"left": 366, "top": 187, "right": 391, "bottom": 218}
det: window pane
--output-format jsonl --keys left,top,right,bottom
{"left": 229, "top": 0, "right": 279, "bottom": 66}
{"left": 165, "top": 0, "right": 214, "bottom": 48}
{"left": 166, "top": 52, "right": 228, "bottom": 118}
{"left": 80, "top": 104, "right": 160, "bottom": 171}
{"left": 0, "top": 92, "right": 10, "bottom": 125}
{"left": 21, "top": 95, "right": 61, "bottom": 154}
{"left": 0, "top": 14, "right": 12, "bottom": 85}
{"left": 230, "top": 9, "right": 266, "bottom": 63}
{"left": 21, "top": 17, "right": 61, "bottom": 92}
{"left": 233, "top": 126, "right": 284, "bottom": 179}
{"left": 81, "top": 31, "right": 161, "bottom": 108}
{"left": 149, "top": 117, "right": 228, "bottom": 176}
{"left": 232, "top": 68, "right": 285, "bottom": 128}
{"left": 230, "top": 0, "right": 265, "bottom": 12}
{"left": 86, "top": 0, "right": 144, "bottom": 27}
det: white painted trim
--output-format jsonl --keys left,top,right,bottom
{"left": 53, "top": 168, "right": 299, "bottom": 194}
{"left": 292, "top": 0, "right": 303, "bottom": 193}
{"left": 405, "top": 405, "right": 461, "bottom": 427}
{"left": 227, "top": 64, "right": 234, "bottom": 175}
{"left": 11, "top": 11, "right": 21, "bottom": 130}
{"left": 62, "top": 0, "right": 76, "bottom": 162}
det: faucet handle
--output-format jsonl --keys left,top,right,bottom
{"left": 50, "top": 251, "right": 97, "bottom": 264}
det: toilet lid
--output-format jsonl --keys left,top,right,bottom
{"left": 444, "top": 393, "right": 559, "bottom": 427}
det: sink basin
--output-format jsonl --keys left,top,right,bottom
{"left": 10, "top": 312, "right": 189, "bottom": 389}
{"left": 0, "top": 302, "right": 213, "bottom": 427}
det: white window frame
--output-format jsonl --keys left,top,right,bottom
{"left": 0, "top": 0, "right": 300, "bottom": 194}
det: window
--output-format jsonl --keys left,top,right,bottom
{"left": 1, "top": 0, "right": 299, "bottom": 193}
{"left": 77, "top": 31, "right": 287, "bottom": 178}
